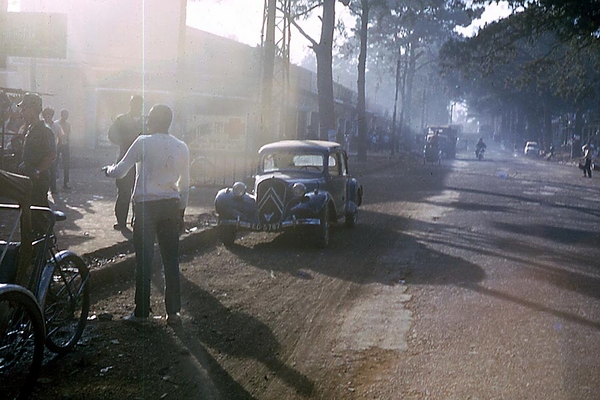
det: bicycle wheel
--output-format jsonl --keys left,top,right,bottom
{"left": 0, "top": 287, "right": 45, "bottom": 400}
{"left": 44, "top": 254, "right": 90, "bottom": 354}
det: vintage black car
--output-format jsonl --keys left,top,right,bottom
{"left": 214, "top": 140, "right": 363, "bottom": 248}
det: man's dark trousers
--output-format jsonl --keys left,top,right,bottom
{"left": 115, "top": 167, "right": 135, "bottom": 227}
{"left": 132, "top": 198, "right": 181, "bottom": 318}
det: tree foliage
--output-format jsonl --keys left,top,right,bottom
{"left": 440, "top": 1, "right": 600, "bottom": 145}
{"left": 340, "top": 0, "right": 476, "bottom": 135}
{"left": 289, "top": 0, "right": 352, "bottom": 139}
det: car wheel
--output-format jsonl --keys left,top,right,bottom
{"left": 345, "top": 208, "right": 357, "bottom": 228}
{"left": 315, "top": 206, "right": 330, "bottom": 248}
{"left": 219, "top": 225, "right": 237, "bottom": 246}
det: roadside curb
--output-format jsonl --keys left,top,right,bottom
{"left": 85, "top": 225, "right": 220, "bottom": 291}
{"left": 83, "top": 151, "right": 414, "bottom": 291}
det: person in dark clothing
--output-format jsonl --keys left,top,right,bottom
{"left": 475, "top": 137, "right": 487, "bottom": 159}
{"left": 18, "top": 93, "right": 56, "bottom": 208}
{"left": 107, "top": 95, "right": 144, "bottom": 230}
{"left": 56, "top": 109, "right": 72, "bottom": 190}
{"left": 41, "top": 106, "right": 63, "bottom": 194}
{"left": 548, "top": 144, "right": 555, "bottom": 160}
{"left": 582, "top": 144, "right": 592, "bottom": 178}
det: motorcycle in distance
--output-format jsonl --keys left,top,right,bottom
{"left": 475, "top": 147, "right": 485, "bottom": 161}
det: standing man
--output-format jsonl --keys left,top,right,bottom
{"left": 103, "top": 104, "right": 189, "bottom": 325}
{"left": 56, "top": 109, "right": 71, "bottom": 190}
{"left": 108, "top": 94, "right": 144, "bottom": 230}
{"left": 41, "top": 107, "right": 63, "bottom": 194}
{"left": 582, "top": 143, "right": 592, "bottom": 178}
{"left": 18, "top": 93, "right": 56, "bottom": 208}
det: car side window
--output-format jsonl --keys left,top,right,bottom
{"left": 328, "top": 154, "right": 340, "bottom": 176}
{"left": 340, "top": 152, "right": 348, "bottom": 175}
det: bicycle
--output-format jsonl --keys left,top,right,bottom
{"left": 0, "top": 170, "right": 90, "bottom": 399}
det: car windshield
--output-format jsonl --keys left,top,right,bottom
{"left": 261, "top": 152, "right": 324, "bottom": 173}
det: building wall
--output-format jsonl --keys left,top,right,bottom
{"left": 11, "top": 0, "right": 183, "bottom": 147}
{"left": 7, "top": 1, "right": 384, "bottom": 155}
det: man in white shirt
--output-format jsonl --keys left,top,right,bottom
{"left": 103, "top": 104, "right": 190, "bottom": 325}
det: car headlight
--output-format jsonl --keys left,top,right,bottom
{"left": 292, "top": 182, "right": 307, "bottom": 197}
{"left": 232, "top": 181, "right": 247, "bottom": 197}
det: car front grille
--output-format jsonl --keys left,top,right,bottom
{"left": 257, "top": 178, "right": 287, "bottom": 225}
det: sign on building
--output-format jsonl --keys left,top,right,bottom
{"left": 0, "top": 12, "right": 67, "bottom": 59}
{"left": 188, "top": 115, "right": 248, "bottom": 152}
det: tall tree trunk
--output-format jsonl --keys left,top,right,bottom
{"left": 356, "top": 0, "right": 369, "bottom": 161}
{"left": 391, "top": 56, "right": 401, "bottom": 156}
{"left": 404, "top": 41, "right": 417, "bottom": 132}
{"left": 259, "top": 0, "right": 277, "bottom": 149}
{"left": 573, "top": 107, "right": 584, "bottom": 158}
{"left": 0, "top": 0, "right": 8, "bottom": 68}
{"left": 543, "top": 101, "right": 553, "bottom": 150}
{"left": 316, "top": 0, "right": 336, "bottom": 140}
{"left": 398, "top": 51, "right": 409, "bottom": 149}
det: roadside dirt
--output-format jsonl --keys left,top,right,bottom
{"left": 28, "top": 154, "right": 415, "bottom": 400}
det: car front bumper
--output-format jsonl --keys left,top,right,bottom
{"left": 218, "top": 216, "right": 321, "bottom": 232}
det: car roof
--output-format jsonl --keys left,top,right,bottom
{"left": 259, "top": 140, "right": 342, "bottom": 154}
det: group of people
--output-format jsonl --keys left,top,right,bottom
{"left": 18, "top": 92, "right": 190, "bottom": 326}
{"left": 42, "top": 107, "right": 71, "bottom": 193}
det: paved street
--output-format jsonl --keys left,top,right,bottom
{"left": 19, "top": 143, "right": 600, "bottom": 399}
{"left": 393, "top": 144, "right": 600, "bottom": 399}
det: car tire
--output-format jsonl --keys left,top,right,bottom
{"left": 315, "top": 206, "right": 330, "bottom": 248}
{"left": 219, "top": 226, "right": 237, "bottom": 246}
{"left": 345, "top": 208, "right": 357, "bottom": 228}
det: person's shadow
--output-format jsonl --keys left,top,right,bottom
{"left": 170, "top": 275, "right": 315, "bottom": 399}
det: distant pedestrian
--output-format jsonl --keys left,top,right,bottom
{"left": 103, "top": 104, "right": 189, "bottom": 325}
{"left": 56, "top": 109, "right": 71, "bottom": 190}
{"left": 582, "top": 144, "right": 592, "bottom": 178}
{"left": 41, "top": 107, "right": 63, "bottom": 194}
{"left": 107, "top": 94, "right": 144, "bottom": 230}
{"left": 18, "top": 93, "right": 57, "bottom": 208}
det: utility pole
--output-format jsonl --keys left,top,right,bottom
{"left": 259, "top": 0, "right": 291, "bottom": 149}
{"left": 176, "top": 0, "right": 187, "bottom": 139}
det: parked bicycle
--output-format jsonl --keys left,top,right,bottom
{"left": 0, "top": 170, "right": 90, "bottom": 399}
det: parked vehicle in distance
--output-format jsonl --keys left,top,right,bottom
{"left": 524, "top": 141, "right": 540, "bottom": 156}
{"left": 423, "top": 143, "right": 441, "bottom": 165}
{"left": 423, "top": 125, "right": 458, "bottom": 159}
{"left": 214, "top": 140, "right": 363, "bottom": 248}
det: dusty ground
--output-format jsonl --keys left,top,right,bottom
{"left": 27, "top": 153, "right": 413, "bottom": 400}
{"left": 24, "top": 148, "right": 600, "bottom": 400}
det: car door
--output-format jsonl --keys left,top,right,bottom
{"left": 327, "top": 150, "right": 347, "bottom": 218}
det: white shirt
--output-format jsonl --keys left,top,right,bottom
{"left": 105, "top": 133, "right": 190, "bottom": 209}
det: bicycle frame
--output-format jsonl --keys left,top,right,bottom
{"left": 0, "top": 204, "right": 83, "bottom": 309}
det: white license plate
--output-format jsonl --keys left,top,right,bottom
{"left": 251, "top": 223, "right": 281, "bottom": 231}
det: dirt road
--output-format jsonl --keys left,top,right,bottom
{"left": 29, "top": 147, "right": 600, "bottom": 399}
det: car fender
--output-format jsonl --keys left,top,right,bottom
{"left": 215, "top": 188, "right": 257, "bottom": 222}
{"left": 347, "top": 178, "right": 363, "bottom": 207}
{"left": 294, "top": 189, "right": 334, "bottom": 217}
